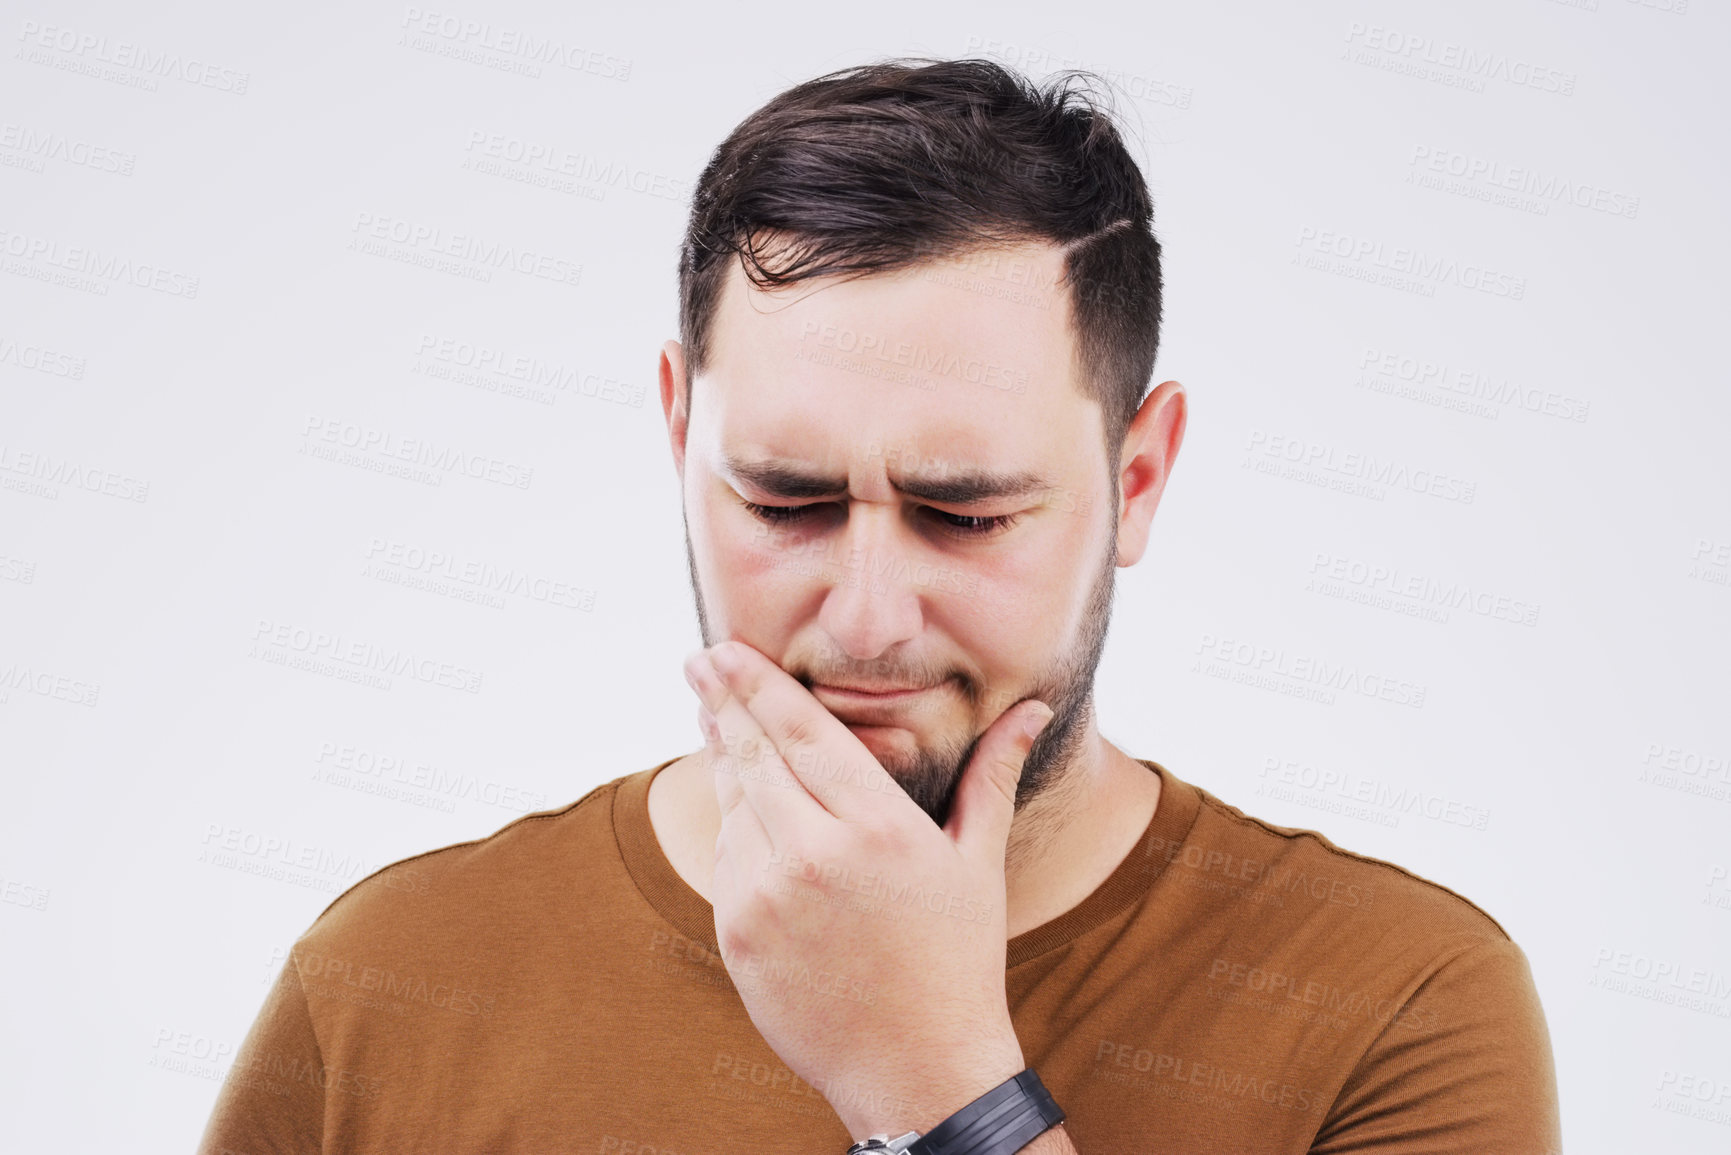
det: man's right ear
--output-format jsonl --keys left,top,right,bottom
{"left": 659, "top": 339, "right": 690, "bottom": 474}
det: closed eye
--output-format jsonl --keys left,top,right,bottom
{"left": 741, "top": 501, "right": 1018, "bottom": 539}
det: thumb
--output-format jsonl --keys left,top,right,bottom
{"left": 945, "top": 700, "right": 1055, "bottom": 857}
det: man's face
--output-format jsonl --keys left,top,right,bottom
{"left": 673, "top": 242, "right": 1121, "bottom": 827}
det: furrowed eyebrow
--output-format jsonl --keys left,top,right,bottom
{"left": 721, "top": 454, "right": 1052, "bottom": 505}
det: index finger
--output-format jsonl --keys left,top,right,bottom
{"left": 707, "top": 641, "right": 912, "bottom": 827}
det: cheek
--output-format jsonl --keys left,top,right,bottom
{"left": 940, "top": 579, "right": 1040, "bottom": 691}
{"left": 954, "top": 537, "right": 1099, "bottom": 678}
{"left": 967, "top": 525, "right": 1087, "bottom": 616}
{"left": 736, "top": 526, "right": 808, "bottom": 585}
{"left": 702, "top": 504, "right": 811, "bottom": 598}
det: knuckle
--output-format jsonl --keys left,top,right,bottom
{"left": 986, "top": 759, "right": 1021, "bottom": 805}
{"left": 857, "top": 819, "right": 911, "bottom": 858}
{"left": 782, "top": 839, "right": 822, "bottom": 872}
{"left": 717, "top": 923, "right": 753, "bottom": 959}
{"left": 780, "top": 711, "right": 820, "bottom": 750}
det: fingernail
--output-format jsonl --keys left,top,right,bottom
{"left": 709, "top": 642, "right": 741, "bottom": 676}
{"left": 1021, "top": 704, "right": 1054, "bottom": 742}
{"left": 683, "top": 650, "right": 708, "bottom": 689}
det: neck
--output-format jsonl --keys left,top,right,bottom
{"left": 647, "top": 722, "right": 1161, "bottom": 941}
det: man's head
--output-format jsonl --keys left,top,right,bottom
{"left": 660, "top": 59, "right": 1185, "bottom": 827}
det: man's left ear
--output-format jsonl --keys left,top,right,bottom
{"left": 1113, "top": 380, "right": 1187, "bottom": 567}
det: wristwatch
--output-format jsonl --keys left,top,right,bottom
{"left": 846, "top": 1134, "right": 921, "bottom": 1154}
{"left": 844, "top": 1069, "right": 1065, "bottom": 1155}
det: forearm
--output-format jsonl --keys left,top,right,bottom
{"left": 1019, "top": 1123, "right": 1077, "bottom": 1154}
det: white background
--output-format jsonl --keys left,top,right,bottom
{"left": 2, "top": 1, "right": 1727, "bottom": 1151}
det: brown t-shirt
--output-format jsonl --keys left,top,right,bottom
{"left": 198, "top": 757, "right": 1560, "bottom": 1154}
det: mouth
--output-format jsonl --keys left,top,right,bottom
{"left": 811, "top": 680, "right": 945, "bottom": 719}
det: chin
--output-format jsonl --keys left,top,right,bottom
{"left": 845, "top": 722, "right": 913, "bottom": 749}
{"left": 852, "top": 724, "right": 929, "bottom": 766}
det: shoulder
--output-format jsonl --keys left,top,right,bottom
{"left": 1167, "top": 782, "right": 1512, "bottom": 950}
{"left": 295, "top": 771, "right": 634, "bottom": 957}
{"left": 1150, "top": 781, "right": 1560, "bottom": 1147}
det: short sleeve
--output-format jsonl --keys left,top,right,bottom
{"left": 1310, "top": 937, "right": 1562, "bottom": 1155}
{"left": 197, "top": 949, "right": 326, "bottom": 1155}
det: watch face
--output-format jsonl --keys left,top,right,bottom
{"left": 846, "top": 1132, "right": 920, "bottom": 1154}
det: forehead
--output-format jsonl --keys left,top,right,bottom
{"left": 696, "top": 240, "right": 1100, "bottom": 479}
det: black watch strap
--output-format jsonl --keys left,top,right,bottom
{"left": 908, "top": 1069, "right": 1065, "bottom": 1155}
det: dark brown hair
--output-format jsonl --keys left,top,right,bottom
{"left": 677, "top": 57, "right": 1164, "bottom": 472}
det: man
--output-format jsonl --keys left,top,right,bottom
{"left": 200, "top": 59, "right": 1560, "bottom": 1154}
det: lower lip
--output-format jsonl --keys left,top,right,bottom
{"left": 813, "top": 683, "right": 932, "bottom": 703}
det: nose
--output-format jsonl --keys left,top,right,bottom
{"left": 814, "top": 500, "right": 927, "bottom": 662}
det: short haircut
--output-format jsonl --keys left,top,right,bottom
{"left": 677, "top": 57, "right": 1164, "bottom": 474}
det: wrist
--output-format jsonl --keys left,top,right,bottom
{"left": 840, "top": 1048, "right": 1024, "bottom": 1137}
{"left": 846, "top": 1069, "right": 1066, "bottom": 1155}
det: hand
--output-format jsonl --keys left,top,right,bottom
{"left": 683, "top": 640, "right": 1055, "bottom": 1138}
